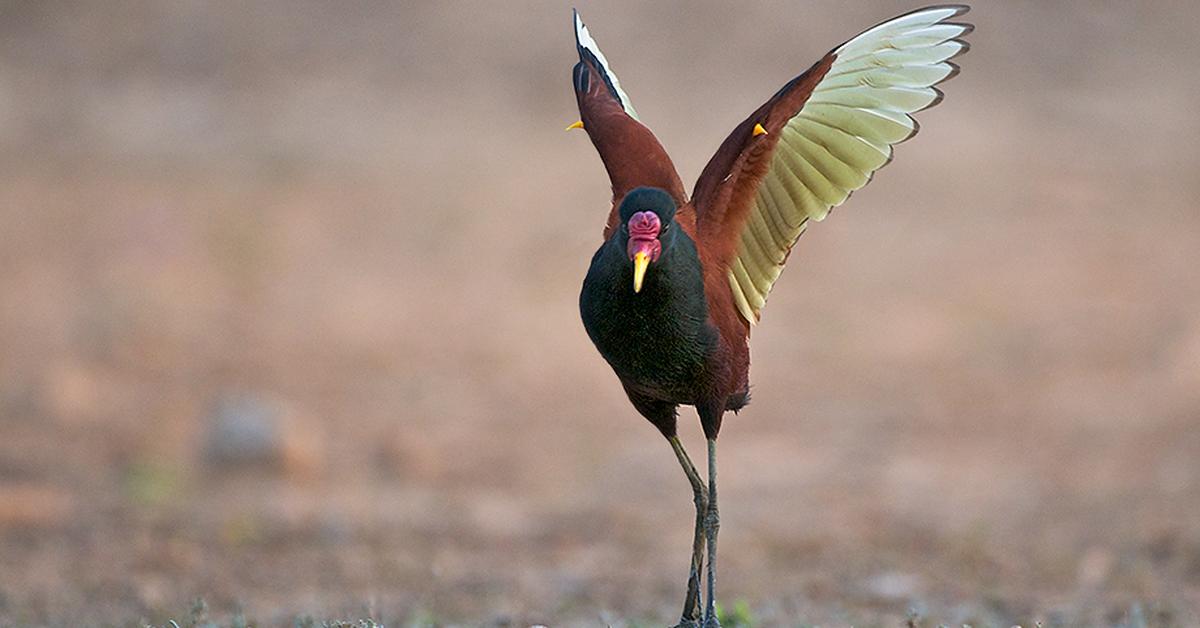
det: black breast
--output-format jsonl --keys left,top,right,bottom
{"left": 579, "top": 231, "right": 718, "bottom": 403}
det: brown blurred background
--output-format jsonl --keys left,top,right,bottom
{"left": 1, "top": 1, "right": 1198, "bottom": 626}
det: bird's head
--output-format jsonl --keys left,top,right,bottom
{"left": 617, "top": 187, "right": 677, "bottom": 294}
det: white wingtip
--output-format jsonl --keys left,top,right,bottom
{"left": 573, "top": 10, "right": 640, "bottom": 120}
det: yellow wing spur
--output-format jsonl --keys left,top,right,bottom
{"left": 729, "top": 6, "right": 972, "bottom": 324}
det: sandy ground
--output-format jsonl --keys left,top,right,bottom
{"left": 1, "top": 2, "right": 1199, "bottom": 626}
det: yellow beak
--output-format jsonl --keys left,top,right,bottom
{"left": 632, "top": 251, "right": 650, "bottom": 293}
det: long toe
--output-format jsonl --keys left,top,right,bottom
{"left": 701, "top": 617, "right": 721, "bottom": 628}
{"left": 671, "top": 621, "right": 700, "bottom": 628}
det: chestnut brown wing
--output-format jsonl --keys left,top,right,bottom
{"left": 692, "top": 6, "right": 972, "bottom": 324}
{"left": 571, "top": 10, "right": 686, "bottom": 239}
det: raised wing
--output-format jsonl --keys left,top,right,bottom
{"left": 571, "top": 10, "right": 686, "bottom": 238}
{"left": 692, "top": 5, "right": 972, "bottom": 324}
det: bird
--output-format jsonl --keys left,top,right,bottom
{"left": 569, "top": 6, "right": 972, "bottom": 627}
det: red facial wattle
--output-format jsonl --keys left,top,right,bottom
{"left": 626, "top": 211, "right": 661, "bottom": 293}
{"left": 626, "top": 211, "right": 662, "bottom": 262}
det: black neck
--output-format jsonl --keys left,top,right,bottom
{"left": 579, "top": 227, "right": 716, "bottom": 401}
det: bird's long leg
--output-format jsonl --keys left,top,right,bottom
{"left": 668, "top": 435, "right": 708, "bottom": 627}
{"left": 703, "top": 437, "right": 721, "bottom": 628}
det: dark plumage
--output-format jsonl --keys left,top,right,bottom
{"left": 580, "top": 188, "right": 722, "bottom": 436}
